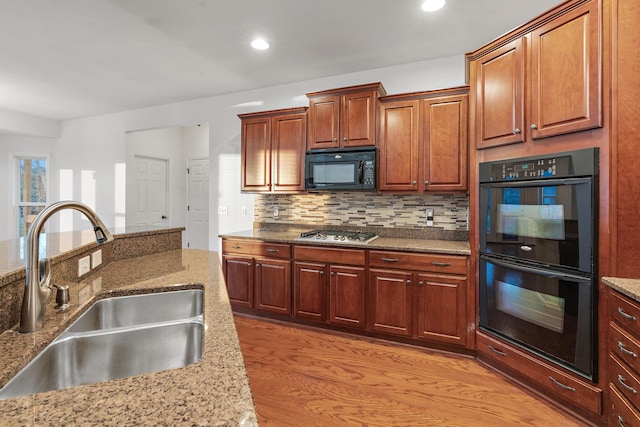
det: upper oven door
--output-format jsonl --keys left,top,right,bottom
{"left": 480, "top": 177, "right": 594, "bottom": 273}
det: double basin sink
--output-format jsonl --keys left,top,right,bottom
{"left": 0, "top": 289, "right": 204, "bottom": 400}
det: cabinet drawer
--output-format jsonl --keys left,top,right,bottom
{"left": 611, "top": 291, "right": 640, "bottom": 338}
{"left": 609, "top": 383, "right": 640, "bottom": 427}
{"left": 477, "top": 332, "right": 602, "bottom": 415}
{"left": 610, "top": 354, "right": 640, "bottom": 411}
{"left": 294, "top": 245, "right": 365, "bottom": 265}
{"left": 222, "top": 240, "right": 291, "bottom": 259}
{"left": 369, "top": 250, "right": 467, "bottom": 274}
{"left": 611, "top": 322, "right": 640, "bottom": 375}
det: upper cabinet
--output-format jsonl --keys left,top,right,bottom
{"left": 306, "top": 83, "right": 386, "bottom": 150}
{"left": 239, "top": 107, "right": 308, "bottom": 193}
{"left": 469, "top": 0, "right": 601, "bottom": 149}
{"left": 378, "top": 87, "right": 469, "bottom": 192}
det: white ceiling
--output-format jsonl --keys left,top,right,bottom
{"left": 0, "top": 0, "right": 560, "bottom": 121}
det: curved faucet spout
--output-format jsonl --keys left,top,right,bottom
{"left": 19, "top": 201, "right": 114, "bottom": 333}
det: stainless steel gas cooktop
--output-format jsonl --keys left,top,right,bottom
{"left": 295, "top": 230, "right": 379, "bottom": 244}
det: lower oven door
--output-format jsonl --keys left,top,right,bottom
{"left": 479, "top": 255, "right": 595, "bottom": 379}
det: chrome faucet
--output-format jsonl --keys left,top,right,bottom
{"left": 19, "top": 201, "right": 114, "bottom": 333}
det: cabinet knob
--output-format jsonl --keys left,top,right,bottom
{"left": 412, "top": 181, "right": 417, "bottom": 185}
{"left": 530, "top": 124, "right": 538, "bottom": 130}
{"left": 406, "top": 280, "right": 411, "bottom": 286}
{"left": 424, "top": 180, "right": 429, "bottom": 186}
{"left": 343, "top": 137, "right": 347, "bottom": 141}
{"left": 319, "top": 270, "right": 324, "bottom": 276}
{"left": 247, "top": 262, "right": 252, "bottom": 267}
{"left": 333, "top": 138, "right": 338, "bottom": 142}
{"left": 330, "top": 272, "right": 335, "bottom": 277}
{"left": 255, "top": 263, "right": 261, "bottom": 268}
{"left": 418, "top": 281, "right": 424, "bottom": 287}
{"left": 513, "top": 128, "right": 521, "bottom": 135}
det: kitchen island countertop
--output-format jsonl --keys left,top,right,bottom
{"left": 0, "top": 249, "right": 257, "bottom": 426}
{"left": 220, "top": 229, "right": 471, "bottom": 256}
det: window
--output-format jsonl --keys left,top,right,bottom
{"left": 16, "top": 156, "right": 48, "bottom": 238}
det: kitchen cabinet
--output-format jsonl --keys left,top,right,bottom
{"left": 239, "top": 107, "right": 307, "bottom": 193}
{"left": 378, "top": 87, "right": 469, "bottom": 192}
{"left": 306, "top": 83, "right": 386, "bottom": 150}
{"left": 469, "top": 0, "right": 601, "bottom": 149}
{"left": 368, "top": 250, "right": 469, "bottom": 347}
{"left": 221, "top": 239, "right": 292, "bottom": 315}
{"left": 607, "top": 290, "right": 640, "bottom": 425}
{"left": 294, "top": 246, "right": 366, "bottom": 329}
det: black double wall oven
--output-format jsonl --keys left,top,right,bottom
{"left": 479, "top": 148, "right": 598, "bottom": 380}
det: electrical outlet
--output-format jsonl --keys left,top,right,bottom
{"left": 218, "top": 206, "right": 228, "bottom": 215}
{"left": 426, "top": 209, "right": 434, "bottom": 227}
{"left": 92, "top": 249, "right": 102, "bottom": 268}
{"left": 273, "top": 206, "right": 279, "bottom": 218}
{"left": 78, "top": 256, "right": 91, "bottom": 277}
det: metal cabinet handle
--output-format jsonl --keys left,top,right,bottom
{"left": 618, "top": 374, "right": 638, "bottom": 394}
{"left": 381, "top": 258, "right": 399, "bottom": 263}
{"left": 424, "top": 180, "right": 429, "bottom": 185}
{"left": 530, "top": 124, "right": 538, "bottom": 130}
{"left": 266, "top": 249, "right": 279, "bottom": 253}
{"left": 619, "top": 415, "right": 626, "bottom": 427}
{"left": 319, "top": 270, "right": 324, "bottom": 275}
{"left": 255, "top": 263, "right": 261, "bottom": 268}
{"left": 418, "top": 281, "right": 424, "bottom": 287}
{"left": 412, "top": 181, "right": 417, "bottom": 185}
{"left": 406, "top": 280, "right": 411, "bottom": 286}
{"left": 488, "top": 346, "right": 507, "bottom": 357}
{"left": 513, "top": 128, "right": 521, "bottom": 135}
{"left": 232, "top": 246, "right": 242, "bottom": 249}
{"left": 333, "top": 137, "right": 337, "bottom": 142}
{"left": 247, "top": 262, "right": 252, "bottom": 267}
{"left": 343, "top": 137, "right": 347, "bottom": 141}
{"left": 548, "top": 376, "right": 576, "bottom": 392}
{"left": 619, "top": 341, "right": 638, "bottom": 358}
{"left": 330, "top": 272, "right": 335, "bottom": 277}
{"left": 618, "top": 307, "right": 637, "bottom": 322}
{"left": 431, "top": 262, "right": 452, "bottom": 267}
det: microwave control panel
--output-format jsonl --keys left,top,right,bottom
{"left": 363, "top": 160, "right": 375, "bottom": 185}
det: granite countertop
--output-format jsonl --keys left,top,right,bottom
{"left": 603, "top": 277, "right": 640, "bottom": 303}
{"left": 220, "top": 229, "right": 471, "bottom": 256}
{"left": 0, "top": 249, "right": 257, "bottom": 426}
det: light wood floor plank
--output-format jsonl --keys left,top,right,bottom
{"left": 234, "top": 315, "right": 583, "bottom": 426}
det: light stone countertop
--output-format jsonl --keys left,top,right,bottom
{"left": 220, "top": 229, "right": 471, "bottom": 256}
{"left": 0, "top": 249, "right": 257, "bottom": 426}
{"left": 603, "top": 277, "right": 640, "bottom": 303}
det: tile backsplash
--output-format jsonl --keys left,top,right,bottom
{"left": 255, "top": 192, "right": 468, "bottom": 231}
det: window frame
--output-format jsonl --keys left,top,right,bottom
{"left": 12, "top": 153, "right": 50, "bottom": 239}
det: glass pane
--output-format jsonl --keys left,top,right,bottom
{"left": 18, "top": 206, "right": 45, "bottom": 237}
{"left": 19, "top": 158, "right": 47, "bottom": 203}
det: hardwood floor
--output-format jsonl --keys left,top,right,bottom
{"left": 234, "top": 315, "right": 583, "bottom": 426}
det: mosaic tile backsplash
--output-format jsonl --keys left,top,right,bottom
{"left": 255, "top": 193, "right": 469, "bottom": 231}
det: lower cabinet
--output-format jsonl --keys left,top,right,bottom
{"left": 294, "top": 246, "right": 366, "bottom": 329}
{"left": 368, "top": 250, "right": 469, "bottom": 346}
{"left": 222, "top": 239, "right": 292, "bottom": 315}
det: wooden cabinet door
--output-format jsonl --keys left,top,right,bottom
{"left": 308, "top": 94, "right": 340, "bottom": 150}
{"left": 415, "top": 273, "right": 467, "bottom": 346}
{"left": 294, "top": 262, "right": 327, "bottom": 322}
{"left": 241, "top": 116, "right": 272, "bottom": 191}
{"left": 329, "top": 265, "right": 366, "bottom": 329}
{"left": 271, "top": 112, "right": 306, "bottom": 192}
{"left": 254, "top": 258, "right": 292, "bottom": 315}
{"left": 421, "top": 95, "right": 468, "bottom": 192}
{"left": 378, "top": 100, "right": 419, "bottom": 191}
{"left": 530, "top": 0, "right": 601, "bottom": 139}
{"left": 368, "top": 269, "right": 413, "bottom": 337}
{"left": 222, "top": 255, "right": 253, "bottom": 308}
{"left": 341, "top": 91, "right": 377, "bottom": 147}
{"left": 474, "top": 38, "right": 525, "bottom": 149}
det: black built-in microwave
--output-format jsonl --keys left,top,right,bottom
{"left": 304, "top": 147, "right": 376, "bottom": 191}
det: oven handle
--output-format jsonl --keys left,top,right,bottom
{"left": 480, "top": 177, "right": 592, "bottom": 188}
{"left": 480, "top": 255, "right": 589, "bottom": 282}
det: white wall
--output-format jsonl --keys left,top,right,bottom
{"left": 5, "top": 55, "right": 465, "bottom": 251}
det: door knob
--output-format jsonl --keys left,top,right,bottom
{"left": 161, "top": 215, "right": 167, "bottom": 219}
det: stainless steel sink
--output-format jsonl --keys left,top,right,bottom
{"left": 0, "top": 289, "right": 204, "bottom": 400}
{"left": 67, "top": 289, "right": 204, "bottom": 332}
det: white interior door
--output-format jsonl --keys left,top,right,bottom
{"left": 187, "top": 157, "right": 209, "bottom": 249}
{"left": 134, "top": 156, "right": 168, "bottom": 226}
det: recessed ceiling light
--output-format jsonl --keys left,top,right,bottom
{"left": 251, "top": 38, "right": 270, "bottom": 50}
{"left": 421, "top": 0, "right": 445, "bottom": 12}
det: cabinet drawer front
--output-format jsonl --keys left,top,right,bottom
{"left": 611, "top": 291, "right": 640, "bottom": 337}
{"left": 294, "top": 245, "right": 365, "bottom": 265}
{"left": 369, "top": 250, "right": 467, "bottom": 274}
{"left": 477, "top": 332, "right": 601, "bottom": 415}
{"left": 611, "top": 322, "right": 640, "bottom": 374}
{"left": 223, "top": 240, "right": 291, "bottom": 259}
{"left": 610, "top": 354, "right": 640, "bottom": 410}
{"left": 609, "top": 383, "right": 640, "bottom": 427}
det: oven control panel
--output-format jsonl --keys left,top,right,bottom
{"left": 484, "top": 155, "right": 571, "bottom": 181}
